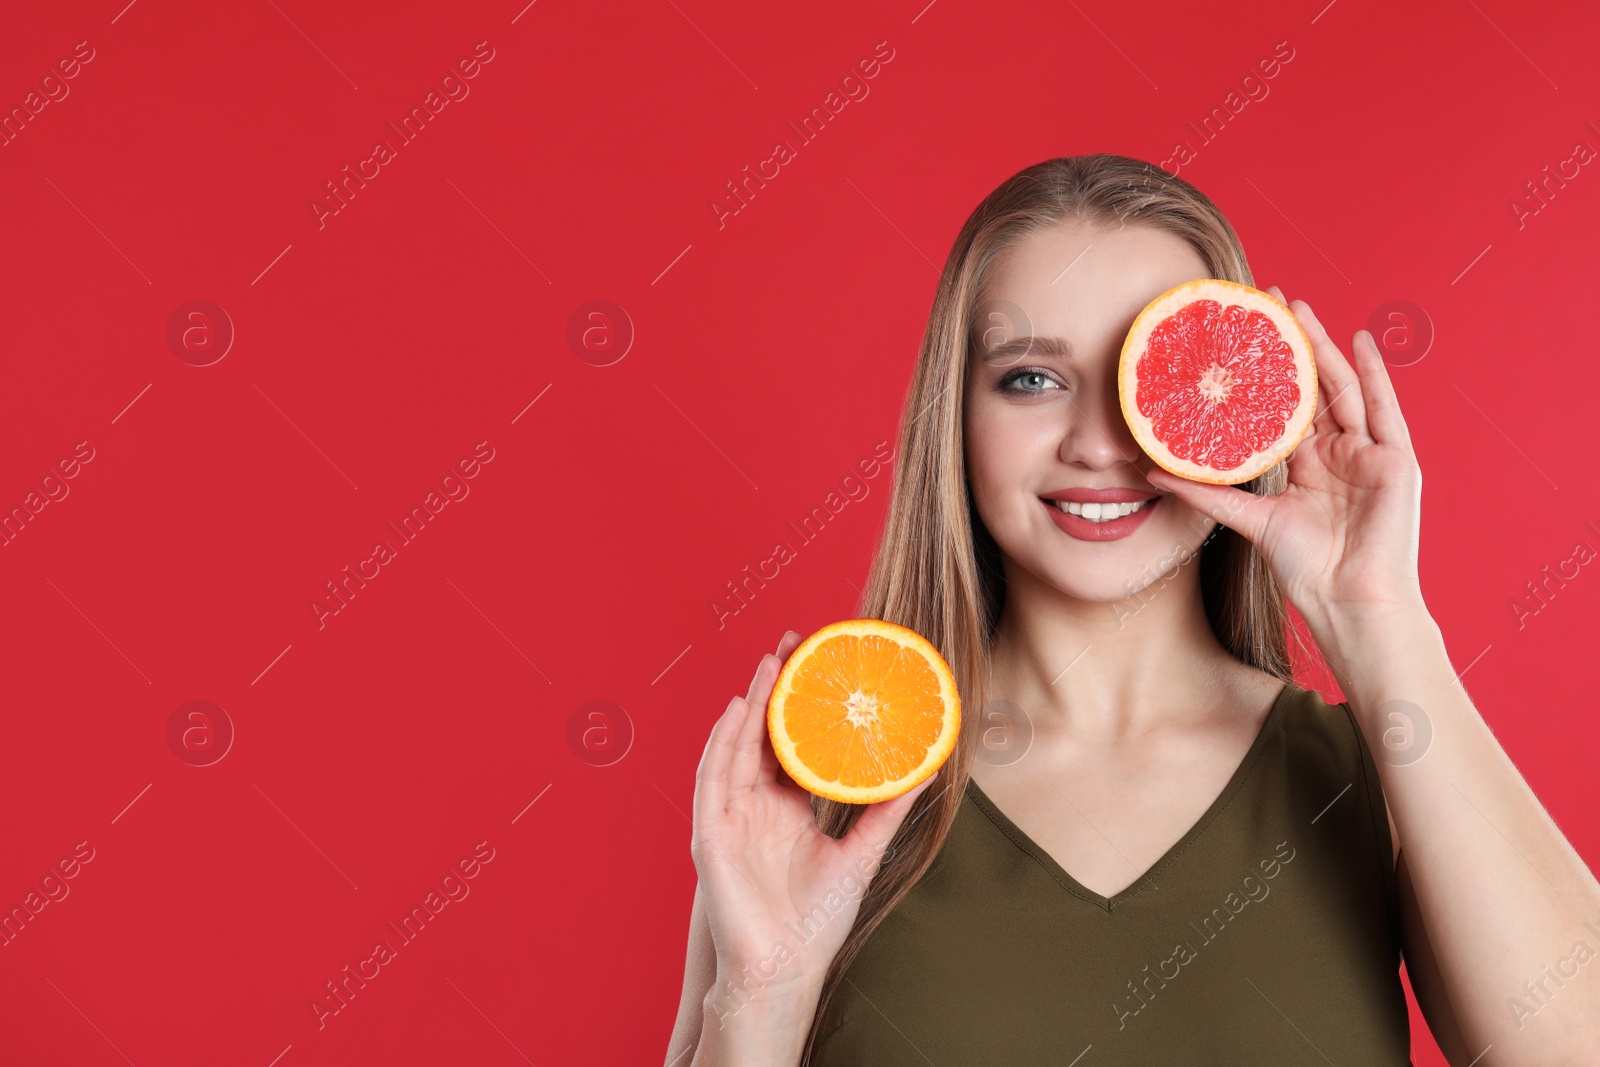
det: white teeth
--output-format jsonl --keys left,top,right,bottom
{"left": 1053, "top": 498, "right": 1149, "bottom": 522}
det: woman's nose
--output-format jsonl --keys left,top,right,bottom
{"left": 1060, "top": 384, "right": 1142, "bottom": 468}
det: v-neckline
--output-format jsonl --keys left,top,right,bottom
{"left": 965, "top": 680, "right": 1297, "bottom": 913}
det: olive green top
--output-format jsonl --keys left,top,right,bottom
{"left": 811, "top": 682, "right": 1412, "bottom": 1065}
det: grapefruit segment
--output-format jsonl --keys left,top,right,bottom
{"left": 1119, "top": 279, "right": 1317, "bottom": 485}
{"left": 767, "top": 619, "right": 961, "bottom": 804}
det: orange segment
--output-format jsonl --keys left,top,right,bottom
{"left": 767, "top": 619, "right": 961, "bottom": 804}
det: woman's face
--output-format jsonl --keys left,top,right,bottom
{"left": 963, "top": 219, "right": 1216, "bottom": 606}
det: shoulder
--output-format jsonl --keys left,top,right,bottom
{"left": 1229, "top": 669, "right": 1389, "bottom": 833}
{"left": 1225, "top": 667, "right": 1366, "bottom": 763}
{"left": 1272, "top": 679, "right": 1403, "bottom": 918}
{"left": 1268, "top": 680, "right": 1410, "bottom": 971}
{"left": 1273, "top": 680, "right": 1388, "bottom": 805}
{"left": 1279, "top": 678, "right": 1365, "bottom": 742}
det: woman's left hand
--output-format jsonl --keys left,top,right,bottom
{"left": 1143, "top": 288, "right": 1426, "bottom": 632}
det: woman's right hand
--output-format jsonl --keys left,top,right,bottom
{"left": 691, "top": 630, "right": 935, "bottom": 1026}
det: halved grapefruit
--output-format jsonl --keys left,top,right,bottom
{"left": 1119, "top": 279, "right": 1317, "bottom": 485}
{"left": 767, "top": 619, "right": 960, "bottom": 804}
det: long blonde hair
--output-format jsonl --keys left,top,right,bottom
{"left": 803, "top": 153, "right": 1301, "bottom": 1059}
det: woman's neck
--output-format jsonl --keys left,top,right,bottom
{"left": 986, "top": 560, "right": 1245, "bottom": 738}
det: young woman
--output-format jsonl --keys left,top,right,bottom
{"left": 665, "top": 154, "right": 1600, "bottom": 1065}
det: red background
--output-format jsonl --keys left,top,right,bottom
{"left": 2, "top": 0, "right": 1597, "bottom": 1064}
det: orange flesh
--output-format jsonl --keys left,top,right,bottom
{"left": 783, "top": 633, "right": 946, "bottom": 787}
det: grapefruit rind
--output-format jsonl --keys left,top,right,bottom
{"left": 766, "top": 619, "right": 961, "bottom": 805}
{"left": 1118, "top": 279, "right": 1318, "bottom": 486}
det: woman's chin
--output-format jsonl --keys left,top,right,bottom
{"left": 1010, "top": 542, "right": 1206, "bottom": 612}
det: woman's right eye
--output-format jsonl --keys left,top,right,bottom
{"left": 998, "top": 368, "right": 1063, "bottom": 394}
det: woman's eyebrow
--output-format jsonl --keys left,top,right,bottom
{"left": 980, "top": 334, "right": 1073, "bottom": 367}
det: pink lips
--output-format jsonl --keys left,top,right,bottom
{"left": 1040, "top": 491, "right": 1161, "bottom": 542}
{"left": 1040, "top": 486, "right": 1161, "bottom": 505}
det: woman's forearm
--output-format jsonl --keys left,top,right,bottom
{"left": 689, "top": 973, "right": 821, "bottom": 1067}
{"left": 1320, "top": 603, "right": 1600, "bottom": 1060}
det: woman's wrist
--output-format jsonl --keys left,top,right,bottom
{"left": 1315, "top": 599, "right": 1446, "bottom": 699}
{"left": 703, "top": 955, "right": 825, "bottom": 1025}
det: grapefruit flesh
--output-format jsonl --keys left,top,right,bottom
{"left": 1119, "top": 279, "right": 1317, "bottom": 485}
{"left": 767, "top": 619, "right": 960, "bottom": 804}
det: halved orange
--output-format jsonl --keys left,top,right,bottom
{"left": 767, "top": 619, "right": 961, "bottom": 804}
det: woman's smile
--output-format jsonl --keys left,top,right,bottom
{"left": 1039, "top": 489, "right": 1163, "bottom": 541}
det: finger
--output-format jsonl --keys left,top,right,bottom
{"left": 1144, "top": 467, "right": 1275, "bottom": 546}
{"left": 1268, "top": 287, "right": 1337, "bottom": 438}
{"left": 845, "top": 775, "right": 938, "bottom": 878}
{"left": 1260, "top": 286, "right": 1337, "bottom": 441}
{"left": 1285, "top": 421, "right": 1321, "bottom": 486}
{"left": 730, "top": 654, "right": 779, "bottom": 789}
{"left": 1312, "top": 374, "right": 1337, "bottom": 435}
{"left": 735, "top": 633, "right": 800, "bottom": 725}
{"left": 731, "top": 638, "right": 796, "bottom": 788}
{"left": 753, "top": 632, "right": 805, "bottom": 785}
{"left": 1351, "top": 329, "right": 1414, "bottom": 450}
{"left": 744, "top": 651, "right": 774, "bottom": 704}
{"left": 693, "top": 695, "right": 747, "bottom": 824}
{"left": 1290, "top": 300, "right": 1367, "bottom": 439}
